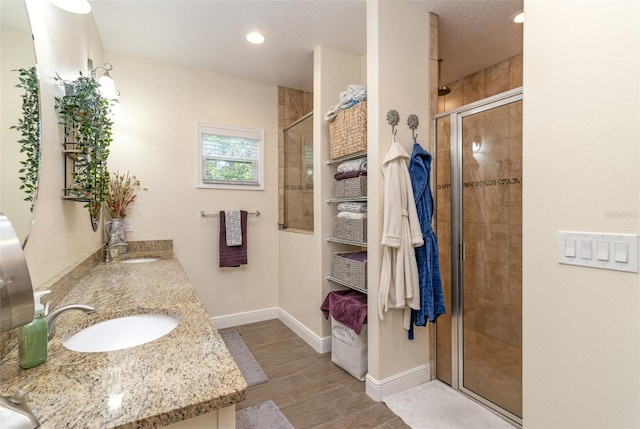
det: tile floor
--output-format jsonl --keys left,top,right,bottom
{"left": 222, "top": 319, "right": 409, "bottom": 428}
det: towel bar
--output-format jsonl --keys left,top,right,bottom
{"left": 200, "top": 210, "right": 261, "bottom": 217}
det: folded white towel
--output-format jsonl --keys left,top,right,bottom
{"left": 337, "top": 158, "right": 367, "bottom": 173}
{"left": 337, "top": 202, "right": 368, "bottom": 213}
{"left": 225, "top": 210, "right": 242, "bottom": 247}
{"left": 337, "top": 212, "right": 368, "bottom": 220}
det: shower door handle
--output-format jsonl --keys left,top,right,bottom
{"left": 458, "top": 242, "right": 466, "bottom": 261}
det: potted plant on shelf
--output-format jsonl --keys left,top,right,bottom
{"left": 104, "top": 171, "right": 141, "bottom": 246}
{"left": 54, "top": 72, "right": 112, "bottom": 231}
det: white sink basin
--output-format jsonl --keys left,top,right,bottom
{"left": 120, "top": 257, "right": 160, "bottom": 264}
{"left": 63, "top": 314, "right": 178, "bottom": 352}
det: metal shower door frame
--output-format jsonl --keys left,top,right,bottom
{"left": 434, "top": 87, "right": 523, "bottom": 426}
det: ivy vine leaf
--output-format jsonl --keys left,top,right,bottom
{"left": 10, "top": 67, "right": 40, "bottom": 212}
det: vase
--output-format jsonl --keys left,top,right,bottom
{"left": 105, "top": 218, "right": 126, "bottom": 246}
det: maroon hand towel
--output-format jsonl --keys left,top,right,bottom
{"left": 219, "top": 210, "right": 248, "bottom": 267}
{"left": 321, "top": 290, "right": 368, "bottom": 335}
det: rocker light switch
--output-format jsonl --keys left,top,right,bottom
{"left": 614, "top": 242, "right": 629, "bottom": 263}
{"left": 564, "top": 239, "right": 577, "bottom": 257}
{"left": 580, "top": 240, "right": 593, "bottom": 259}
{"left": 597, "top": 241, "right": 610, "bottom": 261}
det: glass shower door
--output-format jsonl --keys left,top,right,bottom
{"left": 435, "top": 92, "right": 522, "bottom": 424}
{"left": 459, "top": 99, "right": 522, "bottom": 421}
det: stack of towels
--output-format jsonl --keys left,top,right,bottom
{"left": 336, "top": 158, "right": 368, "bottom": 221}
{"left": 325, "top": 84, "right": 367, "bottom": 122}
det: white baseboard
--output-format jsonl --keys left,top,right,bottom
{"left": 210, "top": 307, "right": 279, "bottom": 329}
{"left": 365, "top": 363, "right": 431, "bottom": 402}
{"left": 278, "top": 308, "right": 332, "bottom": 354}
{"left": 210, "top": 307, "right": 331, "bottom": 354}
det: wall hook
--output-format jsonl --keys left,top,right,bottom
{"left": 407, "top": 114, "right": 419, "bottom": 140}
{"left": 387, "top": 109, "right": 400, "bottom": 136}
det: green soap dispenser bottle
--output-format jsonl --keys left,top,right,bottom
{"left": 18, "top": 290, "right": 51, "bottom": 369}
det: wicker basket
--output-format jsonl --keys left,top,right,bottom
{"left": 335, "top": 217, "right": 367, "bottom": 243}
{"left": 335, "top": 175, "right": 367, "bottom": 198}
{"left": 332, "top": 252, "right": 367, "bottom": 290}
{"left": 329, "top": 101, "right": 367, "bottom": 159}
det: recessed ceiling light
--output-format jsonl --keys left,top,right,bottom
{"left": 513, "top": 11, "right": 524, "bottom": 24}
{"left": 246, "top": 32, "right": 266, "bottom": 45}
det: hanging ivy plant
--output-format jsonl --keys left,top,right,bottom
{"left": 10, "top": 67, "right": 41, "bottom": 213}
{"left": 54, "top": 72, "right": 112, "bottom": 230}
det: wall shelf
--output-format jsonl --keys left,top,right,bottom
{"left": 326, "top": 275, "right": 368, "bottom": 295}
{"left": 325, "top": 196, "right": 367, "bottom": 203}
{"left": 325, "top": 151, "right": 367, "bottom": 165}
{"left": 326, "top": 236, "right": 367, "bottom": 247}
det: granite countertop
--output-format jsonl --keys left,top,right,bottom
{"left": 0, "top": 251, "right": 247, "bottom": 428}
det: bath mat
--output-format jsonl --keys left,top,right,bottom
{"left": 236, "top": 400, "right": 294, "bottom": 429}
{"left": 384, "top": 380, "right": 515, "bottom": 429}
{"left": 220, "top": 330, "right": 268, "bottom": 387}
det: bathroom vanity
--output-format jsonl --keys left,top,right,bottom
{"left": 0, "top": 245, "right": 246, "bottom": 428}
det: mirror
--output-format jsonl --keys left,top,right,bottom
{"left": 1, "top": 0, "right": 41, "bottom": 248}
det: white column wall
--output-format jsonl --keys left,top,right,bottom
{"left": 366, "top": 0, "right": 432, "bottom": 384}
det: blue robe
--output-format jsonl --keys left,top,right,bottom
{"left": 408, "top": 141, "right": 445, "bottom": 339}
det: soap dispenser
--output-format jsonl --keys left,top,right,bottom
{"left": 18, "top": 290, "right": 51, "bottom": 369}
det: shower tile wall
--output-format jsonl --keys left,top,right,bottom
{"left": 437, "top": 54, "right": 523, "bottom": 114}
{"left": 278, "top": 87, "right": 313, "bottom": 228}
{"left": 435, "top": 54, "right": 522, "bottom": 417}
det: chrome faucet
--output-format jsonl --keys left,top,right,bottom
{"left": 104, "top": 242, "right": 128, "bottom": 262}
{"left": 44, "top": 302, "right": 96, "bottom": 341}
{"left": 0, "top": 389, "right": 40, "bottom": 428}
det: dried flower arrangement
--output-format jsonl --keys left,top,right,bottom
{"left": 105, "top": 171, "right": 141, "bottom": 218}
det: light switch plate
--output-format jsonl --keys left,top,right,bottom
{"left": 558, "top": 231, "right": 639, "bottom": 273}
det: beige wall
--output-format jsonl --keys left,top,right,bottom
{"left": 523, "top": 1, "right": 639, "bottom": 427}
{"left": 366, "top": 0, "right": 432, "bottom": 382}
{"left": 104, "top": 51, "right": 280, "bottom": 317}
{"left": 23, "top": 0, "right": 105, "bottom": 287}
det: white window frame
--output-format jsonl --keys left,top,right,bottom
{"left": 197, "top": 121, "right": 265, "bottom": 190}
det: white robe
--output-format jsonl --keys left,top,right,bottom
{"left": 378, "top": 138, "right": 424, "bottom": 330}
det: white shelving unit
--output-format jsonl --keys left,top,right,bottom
{"left": 326, "top": 151, "right": 368, "bottom": 294}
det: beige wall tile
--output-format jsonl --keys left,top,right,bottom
{"left": 509, "top": 183, "right": 522, "bottom": 225}
{"left": 509, "top": 101, "right": 523, "bottom": 138}
{"left": 463, "top": 70, "right": 485, "bottom": 104}
{"left": 484, "top": 139, "right": 510, "bottom": 180}
{"left": 484, "top": 185, "right": 510, "bottom": 224}
{"left": 463, "top": 187, "right": 485, "bottom": 223}
{"left": 285, "top": 88, "right": 304, "bottom": 122}
{"left": 485, "top": 59, "right": 510, "bottom": 97}
{"left": 444, "top": 78, "right": 463, "bottom": 111}
{"left": 509, "top": 137, "right": 522, "bottom": 177}
{"left": 484, "top": 223, "right": 510, "bottom": 262}
{"left": 509, "top": 54, "right": 523, "bottom": 89}
{"left": 485, "top": 261, "right": 510, "bottom": 305}
{"left": 278, "top": 86, "right": 285, "bottom": 105}
{"left": 484, "top": 104, "right": 510, "bottom": 142}
{"left": 437, "top": 220, "right": 451, "bottom": 257}
{"left": 303, "top": 91, "right": 313, "bottom": 114}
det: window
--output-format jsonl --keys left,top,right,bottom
{"left": 198, "top": 122, "right": 264, "bottom": 190}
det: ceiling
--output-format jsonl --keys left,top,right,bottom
{"left": 3, "top": 0, "right": 523, "bottom": 92}
{"left": 90, "top": 0, "right": 522, "bottom": 92}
